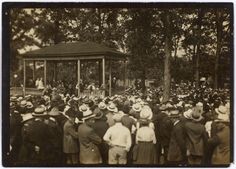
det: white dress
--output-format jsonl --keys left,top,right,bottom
{"left": 37, "top": 80, "right": 44, "bottom": 89}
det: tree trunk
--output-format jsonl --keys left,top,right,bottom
{"left": 163, "top": 11, "right": 172, "bottom": 102}
{"left": 214, "top": 9, "right": 223, "bottom": 89}
{"left": 141, "top": 69, "right": 146, "bottom": 93}
{"left": 195, "top": 8, "right": 204, "bottom": 88}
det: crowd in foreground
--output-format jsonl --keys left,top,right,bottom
{"left": 9, "top": 82, "right": 231, "bottom": 166}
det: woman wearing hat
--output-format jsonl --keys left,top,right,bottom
{"left": 63, "top": 108, "right": 79, "bottom": 165}
{"left": 132, "top": 108, "right": 157, "bottom": 164}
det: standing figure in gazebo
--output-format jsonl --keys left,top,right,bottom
{"left": 37, "top": 77, "right": 44, "bottom": 90}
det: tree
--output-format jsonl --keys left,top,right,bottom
{"left": 9, "top": 8, "right": 41, "bottom": 72}
{"left": 125, "top": 9, "right": 155, "bottom": 91}
{"left": 162, "top": 10, "right": 172, "bottom": 102}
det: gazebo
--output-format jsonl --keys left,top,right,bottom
{"left": 21, "top": 41, "right": 128, "bottom": 97}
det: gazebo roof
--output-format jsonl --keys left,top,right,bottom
{"left": 22, "top": 41, "right": 128, "bottom": 60}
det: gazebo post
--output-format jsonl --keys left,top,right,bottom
{"left": 109, "top": 60, "right": 112, "bottom": 96}
{"left": 53, "top": 61, "right": 57, "bottom": 82}
{"left": 44, "top": 60, "right": 47, "bottom": 87}
{"left": 102, "top": 58, "right": 106, "bottom": 97}
{"left": 33, "top": 60, "right": 36, "bottom": 81}
{"left": 23, "top": 59, "right": 26, "bottom": 96}
{"left": 77, "top": 59, "right": 81, "bottom": 96}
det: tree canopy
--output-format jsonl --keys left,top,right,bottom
{"left": 9, "top": 6, "right": 232, "bottom": 93}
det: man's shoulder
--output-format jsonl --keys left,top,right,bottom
{"left": 79, "top": 123, "right": 92, "bottom": 132}
{"left": 120, "top": 124, "right": 131, "bottom": 132}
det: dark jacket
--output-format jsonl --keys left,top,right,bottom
{"left": 185, "top": 120, "right": 207, "bottom": 156}
{"left": 209, "top": 122, "right": 230, "bottom": 165}
{"left": 92, "top": 116, "right": 109, "bottom": 138}
{"left": 167, "top": 120, "right": 187, "bottom": 162}
{"left": 44, "top": 117, "right": 64, "bottom": 163}
{"left": 19, "top": 118, "right": 52, "bottom": 165}
{"left": 78, "top": 123, "right": 102, "bottom": 164}
{"left": 121, "top": 114, "right": 136, "bottom": 131}
{"left": 63, "top": 120, "right": 79, "bottom": 154}
{"left": 155, "top": 112, "right": 173, "bottom": 147}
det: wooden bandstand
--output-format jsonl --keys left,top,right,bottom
{"left": 21, "top": 41, "right": 128, "bottom": 97}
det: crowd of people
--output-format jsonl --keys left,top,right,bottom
{"left": 9, "top": 82, "right": 231, "bottom": 166}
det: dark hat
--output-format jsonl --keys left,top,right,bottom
{"left": 51, "top": 94, "right": 61, "bottom": 102}
{"left": 94, "top": 108, "right": 104, "bottom": 119}
{"left": 65, "top": 108, "right": 76, "bottom": 118}
{"left": 191, "top": 109, "right": 203, "bottom": 122}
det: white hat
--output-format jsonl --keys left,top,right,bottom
{"left": 107, "top": 103, "right": 118, "bottom": 113}
{"left": 82, "top": 109, "right": 95, "bottom": 121}
{"left": 98, "top": 102, "right": 107, "bottom": 110}
{"left": 196, "top": 102, "right": 203, "bottom": 107}
{"left": 200, "top": 77, "right": 206, "bottom": 81}
{"left": 216, "top": 113, "right": 229, "bottom": 122}
{"left": 112, "top": 113, "right": 124, "bottom": 122}
{"left": 21, "top": 113, "right": 34, "bottom": 123}
{"left": 132, "top": 103, "right": 142, "bottom": 112}
{"left": 185, "top": 104, "right": 192, "bottom": 108}
{"left": 183, "top": 109, "right": 192, "bottom": 119}
{"left": 135, "top": 98, "right": 142, "bottom": 103}
{"left": 79, "top": 104, "right": 89, "bottom": 112}
{"left": 215, "top": 105, "right": 229, "bottom": 122}
{"left": 20, "top": 100, "right": 27, "bottom": 108}
{"left": 140, "top": 107, "right": 153, "bottom": 120}
{"left": 32, "top": 106, "right": 47, "bottom": 116}
{"left": 215, "top": 105, "right": 228, "bottom": 115}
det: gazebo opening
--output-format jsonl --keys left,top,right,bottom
{"left": 21, "top": 41, "right": 128, "bottom": 97}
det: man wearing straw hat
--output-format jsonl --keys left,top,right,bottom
{"left": 184, "top": 108, "right": 207, "bottom": 165}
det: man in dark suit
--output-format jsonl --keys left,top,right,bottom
{"left": 167, "top": 107, "right": 187, "bottom": 165}
{"left": 92, "top": 108, "right": 109, "bottom": 164}
{"left": 184, "top": 109, "right": 208, "bottom": 165}
{"left": 154, "top": 103, "right": 173, "bottom": 164}
{"left": 20, "top": 106, "right": 53, "bottom": 165}
{"left": 78, "top": 109, "right": 102, "bottom": 164}
{"left": 44, "top": 114, "right": 64, "bottom": 165}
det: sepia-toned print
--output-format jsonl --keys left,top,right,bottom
{"left": 2, "top": 2, "right": 233, "bottom": 167}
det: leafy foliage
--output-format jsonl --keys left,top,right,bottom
{"left": 9, "top": 7, "right": 232, "bottom": 90}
